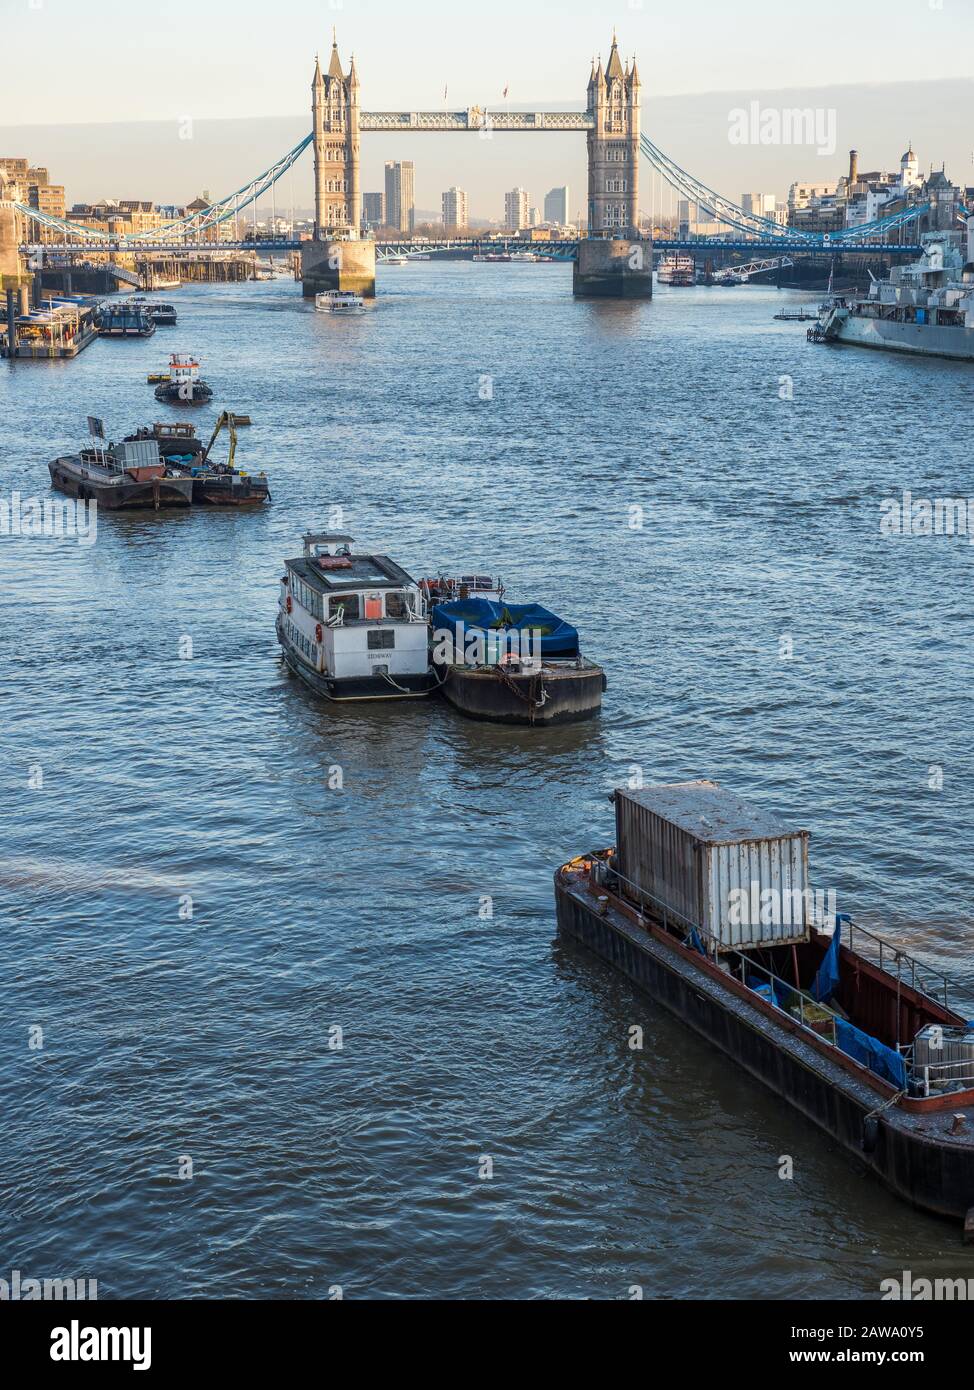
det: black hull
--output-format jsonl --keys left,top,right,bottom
{"left": 48, "top": 461, "right": 193, "bottom": 510}
{"left": 437, "top": 663, "right": 604, "bottom": 725}
{"left": 154, "top": 383, "right": 213, "bottom": 405}
{"left": 555, "top": 874, "right": 974, "bottom": 1224}
{"left": 193, "top": 479, "right": 270, "bottom": 506}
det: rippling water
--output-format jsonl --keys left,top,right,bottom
{"left": 2, "top": 264, "right": 974, "bottom": 1299}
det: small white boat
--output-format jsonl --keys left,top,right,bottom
{"left": 383, "top": 255, "right": 408, "bottom": 266}
{"left": 315, "top": 290, "right": 366, "bottom": 314}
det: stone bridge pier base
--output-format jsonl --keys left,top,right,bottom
{"left": 573, "top": 237, "right": 653, "bottom": 298}
{"left": 301, "top": 238, "right": 376, "bottom": 299}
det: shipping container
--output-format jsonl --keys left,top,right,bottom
{"left": 612, "top": 780, "right": 811, "bottom": 952}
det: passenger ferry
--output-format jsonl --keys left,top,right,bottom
{"left": 277, "top": 534, "right": 436, "bottom": 701}
{"left": 656, "top": 253, "right": 696, "bottom": 287}
{"left": 315, "top": 290, "right": 365, "bottom": 314}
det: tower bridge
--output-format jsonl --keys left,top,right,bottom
{"left": 6, "top": 30, "right": 931, "bottom": 306}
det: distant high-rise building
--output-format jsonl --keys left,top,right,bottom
{"left": 362, "top": 191, "right": 385, "bottom": 228}
{"left": 441, "top": 186, "right": 468, "bottom": 231}
{"left": 544, "top": 186, "right": 569, "bottom": 224}
{"left": 741, "top": 192, "right": 777, "bottom": 220}
{"left": 529, "top": 207, "right": 542, "bottom": 227}
{"left": 384, "top": 161, "right": 415, "bottom": 234}
{"left": 504, "top": 187, "right": 529, "bottom": 231}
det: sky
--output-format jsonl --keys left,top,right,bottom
{"left": 4, "top": 0, "right": 973, "bottom": 121}
{"left": 2, "top": 0, "right": 973, "bottom": 216}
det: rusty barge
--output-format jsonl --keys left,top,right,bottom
{"left": 555, "top": 780, "right": 974, "bottom": 1230}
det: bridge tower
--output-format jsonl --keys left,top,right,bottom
{"left": 575, "top": 34, "right": 651, "bottom": 297}
{"left": 312, "top": 37, "right": 361, "bottom": 238}
{"left": 586, "top": 36, "right": 640, "bottom": 236}
{"left": 304, "top": 34, "right": 374, "bottom": 298}
{"left": 0, "top": 170, "right": 32, "bottom": 357}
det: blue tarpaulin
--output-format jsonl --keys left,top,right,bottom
{"left": 836, "top": 1018, "right": 907, "bottom": 1090}
{"left": 812, "top": 915, "right": 845, "bottom": 1003}
{"left": 684, "top": 928, "right": 706, "bottom": 956}
{"left": 431, "top": 599, "right": 580, "bottom": 660}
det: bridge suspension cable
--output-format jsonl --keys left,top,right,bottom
{"left": 15, "top": 132, "right": 313, "bottom": 249}
{"left": 638, "top": 133, "right": 928, "bottom": 247}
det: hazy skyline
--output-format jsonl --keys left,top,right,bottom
{"left": 4, "top": 78, "right": 970, "bottom": 222}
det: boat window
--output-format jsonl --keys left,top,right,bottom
{"left": 367, "top": 630, "right": 395, "bottom": 651}
{"left": 330, "top": 594, "right": 360, "bottom": 621}
{"left": 385, "top": 591, "right": 407, "bottom": 619}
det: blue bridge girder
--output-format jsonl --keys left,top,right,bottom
{"left": 23, "top": 236, "right": 922, "bottom": 258}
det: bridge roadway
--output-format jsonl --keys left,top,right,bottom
{"left": 23, "top": 237, "right": 922, "bottom": 257}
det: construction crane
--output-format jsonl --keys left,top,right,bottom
{"left": 201, "top": 411, "right": 251, "bottom": 471}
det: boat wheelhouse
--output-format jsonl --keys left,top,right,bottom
{"left": 277, "top": 534, "right": 435, "bottom": 701}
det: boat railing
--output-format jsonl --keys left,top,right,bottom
{"left": 843, "top": 917, "right": 951, "bottom": 1012}
{"left": 593, "top": 857, "right": 845, "bottom": 1048}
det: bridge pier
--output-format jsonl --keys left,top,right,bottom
{"left": 0, "top": 192, "right": 32, "bottom": 357}
{"left": 301, "top": 238, "right": 376, "bottom": 299}
{"left": 573, "top": 237, "right": 653, "bottom": 299}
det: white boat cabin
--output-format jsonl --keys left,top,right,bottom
{"left": 315, "top": 291, "right": 365, "bottom": 314}
{"left": 278, "top": 533, "right": 431, "bottom": 697}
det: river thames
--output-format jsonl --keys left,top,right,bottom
{"left": 2, "top": 262, "right": 973, "bottom": 1298}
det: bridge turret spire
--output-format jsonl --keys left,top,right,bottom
{"left": 605, "top": 35, "right": 624, "bottom": 82}
{"left": 328, "top": 35, "right": 344, "bottom": 80}
{"left": 312, "top": 54, "right": 323, "bottom": 88}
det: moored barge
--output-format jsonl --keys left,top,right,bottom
{"left": 430, "top": 597, "right": 605, "bottom": 725}
{"left": 49, "top": 437, "right": 193, "bottom": 509}
{"left": 556, "top": 779, "right": 974, "bottom": 1227}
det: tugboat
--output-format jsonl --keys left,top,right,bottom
{"left": 315, "top": 290, "right": 366, "bottom": 315}
{"left": 430, "top": 596, "right": 605, "bottom": 724}
{"left": 49, "top": 435, "right": 193, "bottom": 509}
{"left": 556, "top": 779, "right": 974, "bottom": 1227}
{"left": 149, "top": 353, "right": 213, "bottom": 404}
{"left": 277, "top": 534, "right": 436, "bottom": 700}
